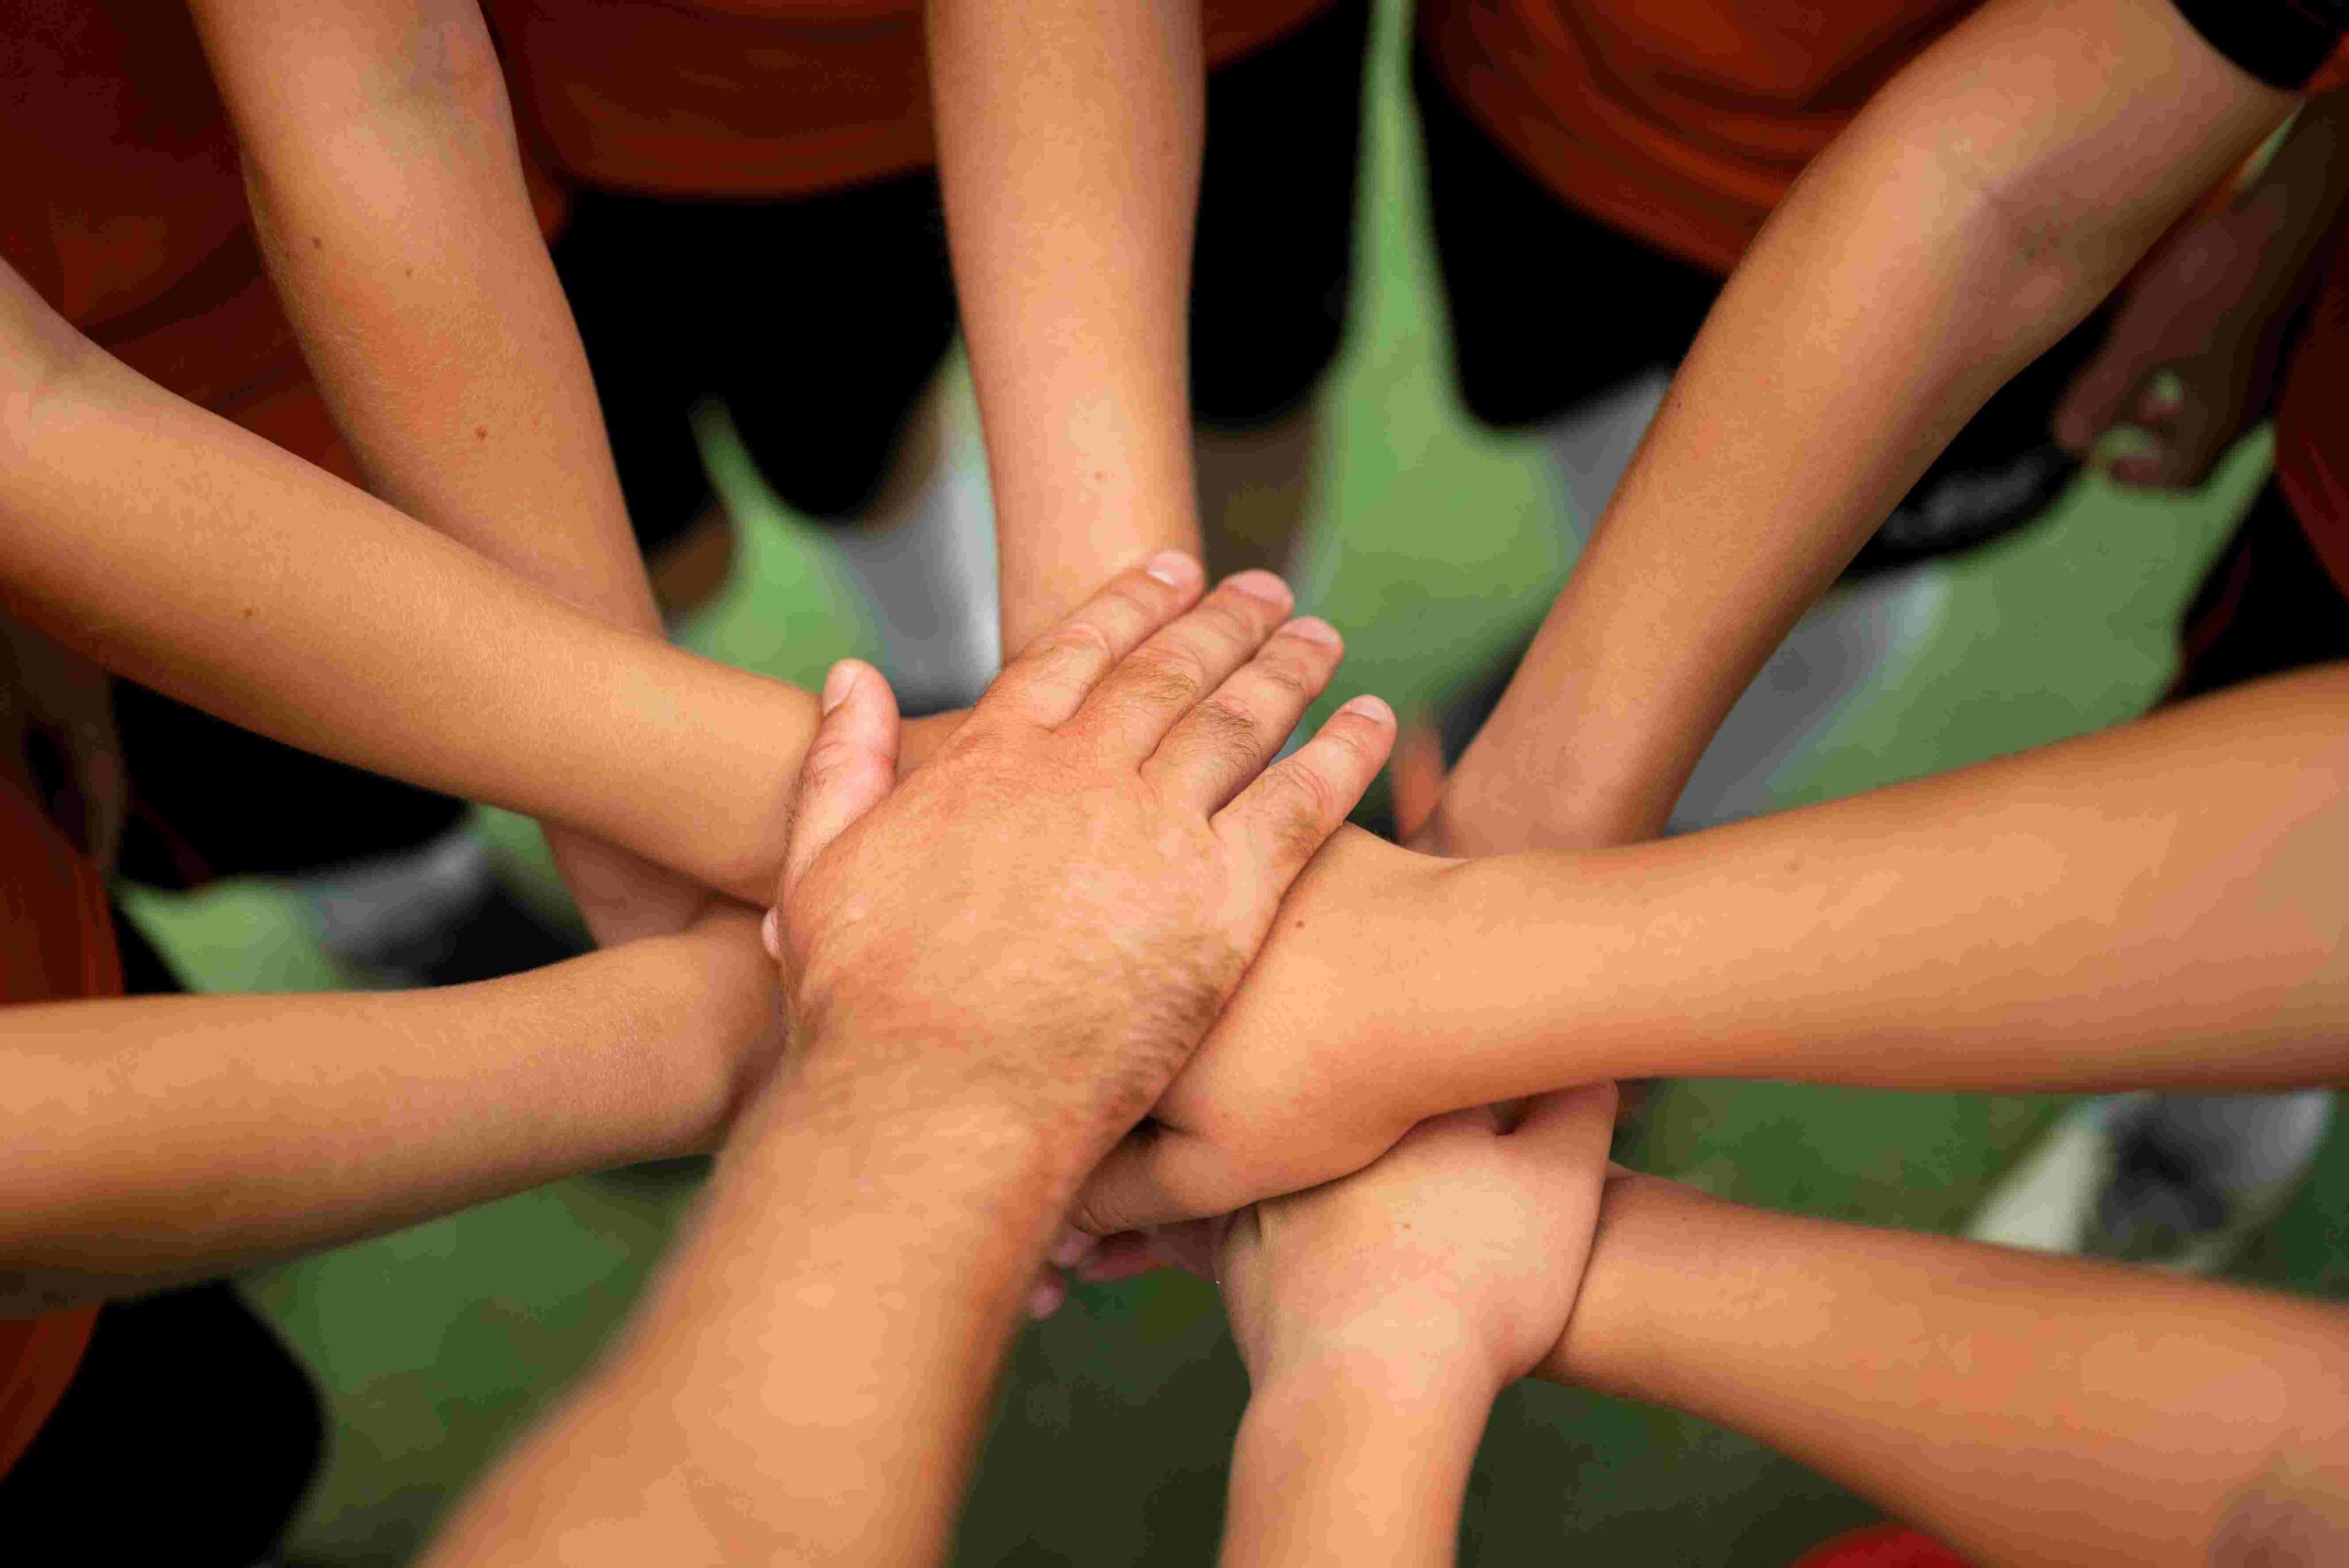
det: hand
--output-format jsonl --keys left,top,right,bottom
{"left": 1098, "top": 1087, "right": 1620, "bottom": 1397}
{"left": 549, "top": 706, "right": 973, "bottom": 949}
{"left": 547, "top": 828, "right": 717, "bottom": 947}
{"left": 1069, "top": 826, "right": 1475, "bottom": 1234}
{"left": 764, "top": 551, "right": 1397, "bottom": 1172}
{"left": 2053, "top": 200, "right": 2303, "bottom": 491}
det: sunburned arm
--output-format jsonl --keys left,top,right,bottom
{"left": 186, "top": 0, "right": 703, "bottom": 939}
{"left": 1438, "top": 0, "right": 2299, "bottom": 853}
{"left": 929, "top": 0, "right": 1206, "bottom": 653}
{"left": 1543, "top": 1175, "right": 2349, "bottom": 1565}
{"left": 0, "top": 265, "right": 817, "bottom": 903}
{"left": 1079, "top": 662, "right": 2349, "bottom": 1228}
{"left": 0, "top": 912, "right": 778, "bottom": 1313}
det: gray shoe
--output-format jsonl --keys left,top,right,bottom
{"left": 1971, "top": 1091, "right": 2332, "bottom": 1273}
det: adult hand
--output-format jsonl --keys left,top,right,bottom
{"left": 764, "top": 551, "right": 1396, "bottom": 1173}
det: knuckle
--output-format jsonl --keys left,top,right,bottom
{"left": 1192, "top": 594, "right": 1265, "bottom": 644}
{"left": 1127, "top": 648, "right": 1207, "bottom": 706}
{"left": 1246, "top": 651, "right": 1316, "bottom": 702}
{"left": 1188, "top": 695, "right": 1262, "bottom": 751}
{"left": 1040, "top": 619, "right": 1117, "bottom": 663}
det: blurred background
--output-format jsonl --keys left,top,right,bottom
{"left": 119, "top": 0, "right": 2346, "bottom": 1560}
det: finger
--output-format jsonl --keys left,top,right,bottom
{"left": 1389, "top": 715, "right": 1448, "bottom": 843}
{"left": 1074, "top": 1229, "right": 1203, "bottom": 1284}
{"left": 2111, "top": 395, "right": 2222, "bottom": 492}
{"left": 1509, "top": 1084, "right": 1621, "bottom": 1162}
{"left": 1066, "top": 571, "right": 1295, "bottom": 762}
{"left": 1026, "top": 1268, "right": 1067, "bottom": 1321}
{"left": 1143, "top": 615, "right": 1341, "bottom": 812}
{"left": 2053, "top": 350, "right": 2151, "bottom": 456}
{"left": 977, "top": 551, "right": 1205, "bottom": 728}
{"left": 2132, "top": 367, "right": 2187, "bottom": 428}
{"left": 1074, "top": 1125, "right": 1252, "bottom": 1236}
{"left": 1216, "top": 694, "right": 1397, "bottom": 887}
{"left": 778, "top": 660, "right": 901, "bottom": 906}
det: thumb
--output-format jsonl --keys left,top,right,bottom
{"left": 779, "top": 660, "right": 901, "bottom": 906}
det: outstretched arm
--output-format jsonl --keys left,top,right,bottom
{"left": 929, "top": 0, "right": 1206, "bottom": 653}
{"left": 0, "top": 911, "right": 779, "bottom": 1312}
{"left": 1437, "top": 0, "right": 2306, "bottom": 854}
{"left": 424, "top": 561, "right": 1391, "bottom": 1564}
{"left": 0, "top": 258, "right": 818, "bottom": 901}
{"left": 1079, "top": 661, "right": 2349, "bottom": 1229}
{"left": 186, "top": 0, "right": 697, "bottom": 939}
{"left": 1545, "top": 1175, "right": 2349, "bottom": 1564}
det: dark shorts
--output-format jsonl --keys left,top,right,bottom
{"left": 557, "top": 0, "right": 1373, "bottom": 555}
{"left": 2171, "top": 480, "right": 2349, "bottom": 701}
{"left": 1409, "top": 45, "right": 2110, "bottom": 579}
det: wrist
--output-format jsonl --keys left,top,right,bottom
{"left": 751, "top": 1030, "right": 1085, "bottom": 1222}
{"left": 1228, "top": 1357, "right": 1494, "bottom": 1564}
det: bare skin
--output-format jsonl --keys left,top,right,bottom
{"left": 422, "top": 558, "right": 1395, "bottom": 1565}
{"left": 0, "top": 908, "right": 783, "bottom": 1313}
{"left": 1112, "top": 1087, "right": 2349, "bottom": 1568}
{"left": 2054, "top": 94, "right": 2349, "bottom": 492}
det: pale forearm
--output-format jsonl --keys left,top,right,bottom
{"left": 191, "top": 0, "right": 658, "bottom": 634}
{"left": 1449, "top": 0, "right": 2294, "bottom": 847}
{"left": 427, "top": 1062, "right": 1069, "bottom": 1567}
{"left": 1546, "top": 1175, "right": 2349, "bottom": 1564}
{"left": 1224, "top": 1363, "right": 1490, "bottom": 1568}
{"left": 1231, "top": 665, "right": 2349, "bottom": 1106}
{"left": 0, "top": 295, "right": 812, "bottom": 899}
{"left": 0, "top": 916, "right": 774, "bottom": 1310}
{"left": 930, "top": 0, "right": 1205, "bottom": 652}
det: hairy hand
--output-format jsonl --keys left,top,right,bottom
{"left": 763, "top": 552, "right": 1396, "bottom": 1169}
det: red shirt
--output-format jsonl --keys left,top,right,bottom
{"left": 1419, "top": 0, "right": 1976, "bottom": 274}
{"left": 0, "top": 781, "right": 124, "bottom": 1478}
{"left": 484, "top": 0, "right": 1338, "bottom": 197}
{"left": 4, "top": 0, "right": 561, "bottom": 482}
{"left": 2275, "top": 226, "right": 2349, "bottom": 597}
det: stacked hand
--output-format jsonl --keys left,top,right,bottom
{"left": 763, "top": 550, "right": 1396, "bottom": 1180}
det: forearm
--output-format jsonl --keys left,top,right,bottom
{"left": 1449, "top": 0, "right": 2294, "bottom": 847}
{"left": 425, "top": 1058, "right": 1071, "bottom": 1566}
{"left": 929, "top": 0, "right": 1205, "bottom": 652}
{"left": 1545, "top": 1175, "right": 2349, "bottom": 1563}
{"left": 190, "top": 0, "right": 659, "bottom": 635}
{"left": 0, "top": 290, "right": 812, "bottom": 899}
{"left": 1240, "top": 664, "right": 2349, "bottom": 1102}
{"left": 1224, "top": 1358, "right": 1492, "bottom": 1568}
{"left": 0, "top": 915, "right": 774, "bottom": 1310}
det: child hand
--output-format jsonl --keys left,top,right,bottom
{"left": 1091, "top": 1086, "right": 1620, "bottom": 1398}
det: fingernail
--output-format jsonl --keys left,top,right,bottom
{"left": 1144, "top": 550, "right": 1199, "bottom": 587}
{"left": 1226, "top": 570, "right": 1292, "bottom": 606}
{"left": 1341, "top": 694, "right": 1395, "bottom": 724}
{"left": 1048, "top": 1226, "right": 1097, "bottom": 1269}
{"left": 1026, "top": 1277, "right": 1064, "bottom": 1321}
{"left": 1283, "top": 616, "right": 1341, "bottom": 646}
{"left": 821, "top": 662, "right": 858, "bottom": 714}
{"left": 760, "top": 907, "right": 782, "bottom": 962}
